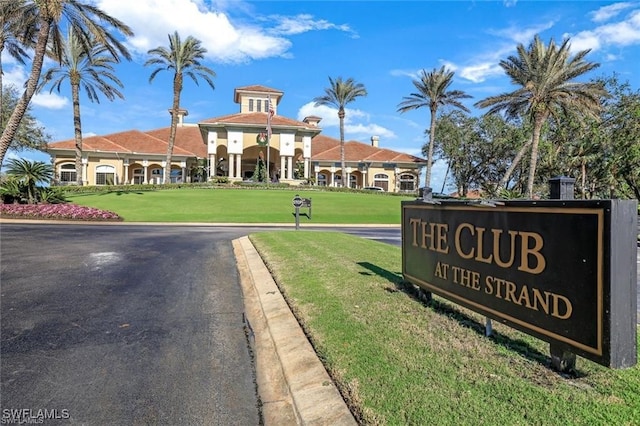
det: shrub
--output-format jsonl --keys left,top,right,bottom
{"left": 0, "top": 203, "right": 122, "bottom": 221}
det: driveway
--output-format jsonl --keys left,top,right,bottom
{"left": 1, "top": 224, "right": 260, "bottom": 425}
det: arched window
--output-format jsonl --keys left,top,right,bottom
{"left": 317, "top": 173, "right": 327, "bottom": 186}
{"left": 399, "top": 174, "right": 417, "bottom": 191}
{"left": 59, "top": 163, "right": 76, "bottom": 184}
{"left": 373, "top": 173, "right": 389, "bottom": 191}
{"left": 96, "top": 165, "right": 116, "bottom": 185}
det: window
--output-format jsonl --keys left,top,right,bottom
{"left": 249, "top": 99, "right": 254, "bottom": 112}
{"left": 170, "top": 168, "right": 182, "bottom": 183}
{"left": 59, "top": 163, "right": 76, "bottom": 184}
{"left": 399, "top": 174, "right": 416, "bottom": 191}
{"left": 133, "top": 168, "right": 144, "bottom": 184}
{"left": 96, "top": 165, "right": 116, "bottom": 185}
{"left": 317, "top": 173, "right": 327, "bottom": 186}
{"left": 373, "top": 173, "right": 389, "bottom": 192}
{"left": 257, "top": 99, "right": 262, "bottom": 112}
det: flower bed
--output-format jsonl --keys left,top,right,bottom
{"left": 0, "top": 204, "right": 122, "bottom": 221}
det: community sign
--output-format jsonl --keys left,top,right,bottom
{"left": 401, "top": 199, "right": 637, "bottom": 368}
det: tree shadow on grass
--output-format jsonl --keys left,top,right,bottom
{"left": 356, "top": 261, "right": 583, "bottom": 377}
{"left": 100, "top": 190, "right": 155, "bottom": 196}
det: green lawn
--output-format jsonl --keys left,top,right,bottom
{"left": 67, "top": 188, "right": 414, "bottom": 223}
{"left": 250, "top": 231, "right": 640, "bottom": 426}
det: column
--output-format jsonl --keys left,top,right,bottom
{"left": 280, "top": 156, "right": 286, "bottom": 180}
{"left": 228, "top": 154, "right": 235, "bottom": 178}
{"left": 81, "top": 158, "right": 88, "bottom": 185}
{"left": 235, "top": 154, "right": 242, "bottom": 179}
{"left": 330, "top": 171, "right": 335, "bottom": 187}
{"left": 123, "top": 160, "right": 129, "bottom": 185}
{"left": 287, "top": 156, "right": 293, "bottom": 180}
{"left": 208, "top": 154, "right": 216, "bottom": 179}
{"left": 181, "top": 166, "right": 186, "bottom": 183}
{"left": 304, "top": 158, "right": 310, "bottom": 179}
{"left": 143, "top": 161, "right": 149, "bottom": 184}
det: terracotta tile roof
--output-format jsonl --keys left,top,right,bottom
{"left": 311, "top": 134, "right": 426, "bottom": 164}
{"left": 146, "top": 125, "right": 207, "bottom": 157}
{"left": 48, "top": 129, "right": 196, "bottom": 157}
{"left": 200, "top": 112, "right": 318, "bottom": 129}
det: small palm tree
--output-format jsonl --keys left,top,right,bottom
{"left": 40, "top": 27, "right": 126, "bottom": 186}
{"left": 145, "top": 31, "right": 216, "bottom": 184}
{"left": 4, "top": 158, "right": 53, "bottom": 204}
{"left": 397, "top": 66, "right": 471, "bottom": 188}
{"left": 313, "top": 77, "right": 367, "bottom": 186}
{"left": 475, "top": 35, "right": 607, "bottom": 198}
{"left": 0, "top": 0, "right": 133, "bottom": 166}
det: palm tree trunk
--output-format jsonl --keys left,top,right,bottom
{"left": 425, "top": 107, "right": 437, "bottom": 188}
{"left": 72, "top": 81, "right": 83, "bottom": 185}
{"left": 338, "top": 108, "right": 345, "bottom": 188}
{"left": 440, "top": 162, "right": 450, "bottom": 194}
{"left": 499, "top": 139, "right": 532, "bottom": 190}
{"left": 0, "top": 18, "right": 50, "bottom": 165}
{"left": 165, "top": 74, "right": 182, "bottom": 184}
{"left": 526, "top": 115, "right": 546, "bottom": 198}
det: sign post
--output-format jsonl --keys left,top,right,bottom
{"left": 293, "top": 194, "right": 303, "bottom": 230}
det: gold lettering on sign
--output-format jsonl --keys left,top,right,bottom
{"left": 484, "top": 275, "right": 573, "bottom": 319}
{"left": 408, "top": 218, "right": 449, "bottom": 254}
{"left": 454, "top": 224, "right": 546, "bottom": 275}
{"left": 518, "top": 231, "right": 546, "bottom": 274}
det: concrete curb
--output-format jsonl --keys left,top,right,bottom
{"left": 233, "top": 236, "right": 357, "bottom": 426}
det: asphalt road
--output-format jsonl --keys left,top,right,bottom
{"left": 1, "top": 224, "right": 261, "bottom": 425}
{"left": 0, "top": 223, "right": 401, "bottom": 425}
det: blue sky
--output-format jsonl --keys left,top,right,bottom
{"left": 4, "top": 0, "right": 640, "bottom": 191}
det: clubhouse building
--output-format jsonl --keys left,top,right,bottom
{"left": 47, "top": 85, "right": 426, "bottom": 192}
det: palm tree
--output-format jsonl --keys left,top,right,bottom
{"left": 313, "top": 77, "right": 367, "bottom": 187}
{"left": 0, "top": 0, "right": 133, "bottom": 166}
{"left": 475, "top": 35, "right": 607, "bottom": 198}
{"left": 397, "top": 66, "right": 471, "bottom": 188}
{"left": 4, "top": 157, "right": 53, "bottom": 204}
{"left": 40, "top": 27, "right": 125, "bottom": 186}
{"left": 145, "top": 31, "right": 216, "bottom": 184}
{"left": 0, "top": 1, "right": 37, "bottom": 123}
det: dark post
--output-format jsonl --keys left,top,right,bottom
{"left": 549, "top": 176, "right": 577, "bottom": 373}
{"left": 415, "top": 186, "right": 434, "bottom": 304}
{"left": 419, "top": 186, "right": 433, "bottom": 201}
{"left": 549, "top": 176, "right": 575, "bottom": 200}
{"left": 293, "top": 194, "right": 303, "bottom": 230}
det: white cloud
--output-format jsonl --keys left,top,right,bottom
{"left": 389, "top": 69, "right": 419, "bottom": 79}
{"left": 487, "top": 21, "right": 555, "bottom": 45}
{"left": 590, "top": 2, "right": 635, "bottom": 23}
{"left": 96, "top": 0, "right": 353, "bottom": 63}
{"left": 266, "top": 14, "right": 357, "bottom": 38}
{"left": 567, "top": 9, "right": 640, "bottom": 53}
{"left": 344, "top": 123, "right": 395, "bottom": 140}
{"left": 297, "top": 102, "right": 394, "bottom": 140}
{"left": 459, "top": 62, "right": 504, "bottom": 83}
{"left": 31, "top": 92, "right": 68, "bottom": 109}
{"left": 503, "top": 0, "right": 518, "bottom": 8}
{"left": 2, "top": 66, "right": 28, "bottom": 88}
{"left": 448, "top": 21, "right": 555, "bottom": 84}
